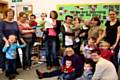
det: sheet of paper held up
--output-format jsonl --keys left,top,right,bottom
{"left": 45, "top": 18, "right": 53, "bottom": 29}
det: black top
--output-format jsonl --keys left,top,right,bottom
{"left": 105, "top": 20, "right": 120, "bottom": 46}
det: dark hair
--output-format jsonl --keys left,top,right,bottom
{"left": 74, "top": 17, "right": 81, "bottom": 23}
{"left": 41, "top": 13, "right": 47, "bottom": 17}
{"left": 90, "top": 48, "right": 101, "bottom": 55}
{"left": 91, "top": 16, "right": 101, "bottom": 26}
{"left": 4, "top": 8, "right": 15, "bottom": 17}
{"left": 109, "top": 10, "right": 118, "bottom": 15}
{"left": 65, "top": 15, "right": 73, "bottom": 20}
{"left": 50, "top": 10, "right": 58, "bottom": 19}
{"left": 19, "top": 12, "right": 27, "bottom": 17}
{"left": 30, "top": 14, "right": 36, "bottom": 19}
{"left": 85, "top": 59, "right": 96, "bottom": 73}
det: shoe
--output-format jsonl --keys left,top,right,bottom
{"left": 47, "top": 66, "right": 52, "bottom": 70}
{"left": 0, "top": 68, "right": 3, "bottom": 74}
{"left": 8, "top": 74, "right": 15, "bottom": 80}
{"left": 14, "top": 71, "right": 19, "bottom": 75}
{"left": 25, "top": 68, "right": 30, "bottom": 71}
{"left": 35, "top": 69, "right": 43, "bottom": 79}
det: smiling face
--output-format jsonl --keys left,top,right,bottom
{"left": 6, "top": 11, "right": 14, "bottom": 20}
{"left": 109, "top": 11, "right": 117, "bottom": 21}
{"left": 66, "top": 17, "right": 73, "bottom": 24}
{"left": 8, "top": 35, "right": 17, "bottom": 44}
{"left": 21, "top": 14, "right": 28, "bottom": 22}
{"left": 66, "top": 60, "right": 72, "bottom": 68}
{"left": 84, "top": 63, "right": 92, "bottom": 72}
{"left": 91, "top": 52, "right": 100, "bottom": 62}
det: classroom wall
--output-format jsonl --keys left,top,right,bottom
{"left": 32, "top": 0, "right": 120, "bottom": 16}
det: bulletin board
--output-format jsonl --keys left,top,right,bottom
{"left": 56, "top": 3, "right": 120, "bottom": 25}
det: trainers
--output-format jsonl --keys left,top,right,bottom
{"left": 0, "top": 68, "right": 3, "bottom": 74}
{"left": 35, "top": 69, "right": 43, "bottom": 79}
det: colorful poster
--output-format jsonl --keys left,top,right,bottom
{"left": 57, "top": 3, "right": 120, "bottom": 25}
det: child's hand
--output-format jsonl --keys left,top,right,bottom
{"left": 5, "top": 41, "right": 9, "bottom": 47}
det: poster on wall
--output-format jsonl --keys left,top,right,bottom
{"left": 56, "top": 3, "right": 120, "bottom": 25}
{"left": 16, "top": 5, "right": 32, "bottom": 18}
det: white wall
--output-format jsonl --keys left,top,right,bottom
{"left": 32, "top": 0, "right": 120, "bottom": 15}
{"left": 9, "top": 0, "right": 120, "bottom": 18}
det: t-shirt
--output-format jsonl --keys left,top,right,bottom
{"left": 105, "top": 20, "right": 120, "bottom": 45}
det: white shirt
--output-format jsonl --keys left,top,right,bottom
{"left": 64, "top": 24, "right": 73, "bottom": 46}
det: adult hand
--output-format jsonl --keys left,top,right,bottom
{"left": 111, "top": 44, "right": 117, "bottom": 50}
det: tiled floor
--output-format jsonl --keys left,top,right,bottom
{"left": 0, "top": 63, "right": 57, "bottom": 80}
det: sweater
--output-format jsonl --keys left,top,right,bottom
{"left": 2, "top": 43, "right": 26, "bottom": 59}
{"left": 92, "top": 58, "right": 118, "bottom": 80}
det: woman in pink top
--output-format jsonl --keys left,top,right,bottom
{"left": 43, "top": 10, "right": 61, "bottom": 70}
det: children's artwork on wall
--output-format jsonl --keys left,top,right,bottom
{"left": 16, "top": 5, "right": 32, "bottom": 18}
{"left": 56, "top": 3, "right": 120, "bottom": 25}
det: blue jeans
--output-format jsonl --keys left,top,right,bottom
{"left": 58, "top": 73, "right": 71, "bottom": 80}
{"left": 5, "top": 59, "right": 16, "bottom": 76}
{"left": 42, "top": 69, "right": 76, "bottom": 80}
{"left": 45, "top": 37, "right": 59, "bottom": 67}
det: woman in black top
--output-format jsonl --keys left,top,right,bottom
{"left": 98, "top": 10, "right": 120, "bottom": 71}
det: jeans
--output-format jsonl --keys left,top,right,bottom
{"left": 45, "top": 37, "right": 59, "bottom": 67}
{"left": 0, "top": 43, "right": 5, "bottom": 71}
{"left": 22, "top": 38, "right": 33, "bottom": 69}
{"left": 5, "top": 59, "right": 16, "bottom": 76}
{"left": 43, "top": 69, "right": 77, "bottom": 80}
{"left": 58, "top": 73, "right": 71, "bottom": 80}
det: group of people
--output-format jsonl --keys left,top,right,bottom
{"left": 35, "top": 10, "right": 120, "bottom": 80}
{"left": 0, "top": 8, "right": 119, "bottom": 80}
{"left": 0, "top": 9, "right": 37, "bottom": 79}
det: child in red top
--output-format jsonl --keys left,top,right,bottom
{"left": 58, "top": 59, "right": 75, "bottom": 80}
{"left": 99, "top": 41, "right": 114, "bottom": 61}
{"left": 29, "top": 14, "right": 38, "bottom": 27}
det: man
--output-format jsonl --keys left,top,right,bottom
{"left": 61, "top": 15, "right": 74, "bottom": 48}
{"left": 90, "top": 49, "right": 118, "bottom": 80}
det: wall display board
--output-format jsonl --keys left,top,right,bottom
{"left": 57, "top": 3, "right": 120, "bottom": 25}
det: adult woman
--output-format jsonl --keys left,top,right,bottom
{"left": 88, "top": 16, "right": 103, "bottom": 41}
{"left": 36, "top": 47, "right": 84, "bottom": 80}
{"left": 72, "top": 17, "right": 81, "bottom": 54}
{"left": 43, "top": 10, "right": 61, "bottom": 69}
{"left": 18, "top": 12, "right": 35, "bottom": 70}
{"left": 0, "top": 9, "right": 24, "bottom": 72}
{"left": 99, "top": 10, "right": 120, "bottom": 71}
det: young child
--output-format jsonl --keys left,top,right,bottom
{"left": 2, "top": 34, "right": 26, "bottom": 79}
{"left": 57, "top": 59, "right": 75, "bottom": 80}
{"left": 82, "top": 37, "right": 96, "bottom": 59}
{"left": 99, "top": 41, "right": 114, "bottom": 61}
{"left": 76, "top": 59, "right": 95, "bottom": 80}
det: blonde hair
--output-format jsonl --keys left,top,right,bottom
{"left": 99, "top": 41, "right": 110, "bottom": 47}
{"left": 64, "top": 47, "right": 74, "bottom": 56}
